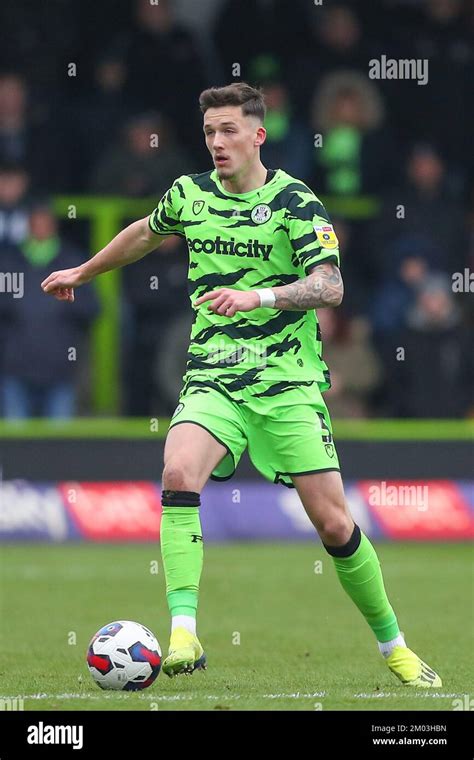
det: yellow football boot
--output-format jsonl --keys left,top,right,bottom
{"left": 162, "top": 626, "right": 207, "bottom": 678}
{"left": 386, "top": 645, "right": 442, "bottom": 688}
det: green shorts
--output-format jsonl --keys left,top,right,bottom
{"left": 169, "top": 373, "right": 340, "bottom": 488}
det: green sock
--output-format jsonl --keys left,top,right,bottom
{"left": 160, "top": 499, "right": 203, "bottom": 619}
{"left": 328, "top": 528, "right": 400, "bottom": 642}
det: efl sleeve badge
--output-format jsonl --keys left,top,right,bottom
{"left": 314, "top": 224, "right": 339, "bottom": 250}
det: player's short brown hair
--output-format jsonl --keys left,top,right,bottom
{"left": 199, "top": 82, "right": 266, "bottom": 123}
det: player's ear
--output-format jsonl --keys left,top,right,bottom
{"left": 255, "top": 126, "right": 266, "bottom": 147}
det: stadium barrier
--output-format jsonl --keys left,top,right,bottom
{"left": 0, "top": 420, "right": 472, "bottom": 543}
{"left": 0, "top": 479, "right": 472, "bottom": 543}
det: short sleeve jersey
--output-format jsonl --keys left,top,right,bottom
{"left": 149, "top": 168, "right": 340, "bottom": 391}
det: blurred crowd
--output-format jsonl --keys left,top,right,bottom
{"left": 0, "top": 0, "right": 472, "bottom": 419}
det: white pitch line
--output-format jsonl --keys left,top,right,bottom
{"left": 1, "top": 690, "right": 463, "bottom": 702}
{"left": 1, "top": 692, "right": 324, "bottom": 701}
{"left": 353, "top": 692, "right": 464, "bottom": 699}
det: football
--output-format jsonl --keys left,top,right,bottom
{"left": 87, "top": 620, "right": 162, "bottom": 691}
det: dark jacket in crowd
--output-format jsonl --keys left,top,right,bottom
{"left": 0, "top": 243, "right": 100, "bottom": 384}
{"left": 371, "top": 185, "right": 468, "bottom": 280}
{"left": 388, "top": 324, "right": 473, "bottom": 418}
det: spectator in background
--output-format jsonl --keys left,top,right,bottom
{"left": 393, "top": 0, "right": 473, "bottom": 178}
{"left": 316, "top": 3, "right": 365, "bottom": 65}
{"left": 367, "top": 143, "right": 468, "bottom": 415}
{"left": 250, "top": 57, "right": 313, "bottom": 184}
{"left": 0, "top": 161, "right": 30, "bottom": 408}
{"left": 123, "top": 234, "right": 189, "bottom": 417}
{"left": 0, "top": 72, "right": 71, "bottom": 193}
{"left": 371, "top": 250, "right": 429, "bottom": 339}
{"left": 286, "top": 3, "right": 378, "bottom": 120}
{"left": 329, "top": 216, "right": 371, "bottom": 316}
{"left": 369, "top": 250, "right": 435, "bottom": 416}
{"left": 310, "top": 71, "right": 397, "bottom": 196}
{"left": 0, "top": 202, "right": 99, "bottom": 419}
{"left": 0, "top": 73, "right": 28, "bottom": 165}
{"left": 213, "top": 0, "right": 300, "bottom": 82}
{"left": 318, "top": 308, "right": 381, "bottom": 418}
{"left": 70, "top": 56, "right": 131, "bottom": 191}
{"left": 371, "top": 144, "right": 468, "bottom": 287}
{"left": 113, "top": 0, "right": 208, "bottom": 164}
{"left": 388, "top": 273, "right": 473, "bottom": 418}
{"left": 0, "top": 162, "right": 29, "bottom": 245}
{"left": 90, "top": 112, "right": 189, "bottom": 197}
{"left": 0, "top": 1, "right": 82, "bottom": 94}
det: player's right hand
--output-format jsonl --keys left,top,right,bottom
{"left": 41, "top": 266, "right": 90, "bottom": 302}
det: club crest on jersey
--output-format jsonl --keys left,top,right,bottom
{"left": 193, "top": 200, "right": 205, "bottom": 215}
{"left": 251, "top": 204, "right": 272, "bottom": 225}
{"left": 314, "top": 224, "right": 338, "bottom": 249}
{"left": 325, "top": 443, "right": 335, "bottom": 458}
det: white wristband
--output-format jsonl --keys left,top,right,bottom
{"left": 255, "top": 288, "right": 276, "bottom": 308}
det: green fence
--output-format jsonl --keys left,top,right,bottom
{"left": 0, "top": 419, "right": 472, "bottom": 441}
{"left": 53, "top": 194, "right": 381, "bottom": 415}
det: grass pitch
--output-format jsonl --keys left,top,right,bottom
{"left": 0, "top": 542, "right": 472, "bottom": 711}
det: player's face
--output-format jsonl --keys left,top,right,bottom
{"left": 203, "top": 106, "right": 263, "bottom": 181}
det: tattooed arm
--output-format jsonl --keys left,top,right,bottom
{"left": 272, "top": 262, "right": 344, "bottom": 310}
{"left": 193, "top": 262, "right": 343, "bottom": 317}
{"left": 194, "top": 263, "right": 343, "bottom": 316}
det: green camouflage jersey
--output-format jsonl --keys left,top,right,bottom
{"left": 148, "top": 168, "right": 340, "bottom": 392}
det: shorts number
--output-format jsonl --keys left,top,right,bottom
{"left": 317, "top": 412, "right": 333, "bottom": 444}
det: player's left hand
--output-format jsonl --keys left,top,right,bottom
{"left": 194, "top": 288, "right": 260, "bottom": 317}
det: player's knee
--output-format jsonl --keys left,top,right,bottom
{"left": 162, "top": 459, "right": 197, "bottom": 491}
{"left": 318, "top": 513, "right": 353, "bottom": 547}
